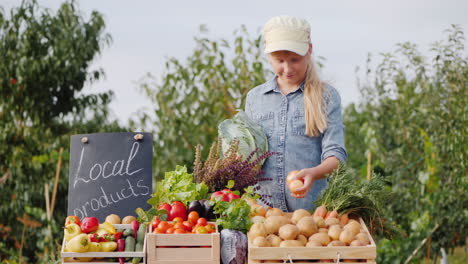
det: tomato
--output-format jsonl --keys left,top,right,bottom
{"left": 205, "top": 224, "right": 216, "bottom": 233}
{"left": 197, "top": 217, "right": 208, "bottom": 226}
{"left": 182, "top": 221, "right": 194, "bottom": 232}
{"left": 151, "top": 217, "right": 161, "bottom": 229}
{"left": 172, "top": 217, "right": 184, "bottom": 224}
{"left": 65, "top": 216, "right": 81, "bottom": 226}
{"left": 173, "top": 223, "right": 186, "bottom": 231}
{"left": 171, "top": 201, "right": 185, "bottom": 208}
{"left": 187, "top": 211, "right": 199, "bottom": 223}
{"left": 153, "top": 227, "right": 166, "bottom": 234}
{"left": 166, "top": 227, "right": 175, "bottom": 234}
{"left": 170, "top": 203, "right": 187, "bottom": 221}
{"left": 227, "top": 193, "right": 240, "bottom": 201}
{"left": 210, "top": 191, "right": 224, "bottom": 200}
{"left": 195, "top": 226, "right": 208, "bottom": 234}
{"left": 158, "top": 203, "right": 172, "bottom": 219}
{"left": 174, "top": 228, "right": 186, "bottom": 234}
{"left": 157, "top": 221, "right": 171, "bottom": 233}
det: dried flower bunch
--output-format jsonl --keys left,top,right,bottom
{"left": 193, "top": 138, "right": 275, "bottom": 192}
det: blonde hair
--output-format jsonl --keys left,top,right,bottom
{"left": 304, "top": 59, "right": 327, "bottom": 137}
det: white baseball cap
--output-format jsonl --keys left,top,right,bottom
{"left": 263, "top": 15, "right": 311, "bottom": 56}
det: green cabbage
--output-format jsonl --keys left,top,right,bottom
{"left": 218, "top": 111, "right": 268, "bottom": 165}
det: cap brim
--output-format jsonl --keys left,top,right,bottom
{"left": 264, "top": 41, "right": 309, "bottom": 56}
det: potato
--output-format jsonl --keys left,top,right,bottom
{"left": 121, "top": 215, "right": 136, "bottom": 224}
{"left": 306, "top": 240, "right": 323, "bottom": 247}
{"left": 251, "top": 216, "right": 266, "bottom": 224}
{"left": 248, "top": 222, "right": 267, "bottom": 240}
{"left": 355, "top": 232, "right": 370, "bottom": 245}
{"left": 350, "top": 240, "right": 366, "bottom": 246}
{"left": 324, "top": 217, "right": 340, "bottom": 227}
{"left": 318, "top": 228, "right": 328, "bottom": 233}
{"left": 297, "top": 234, "right": 308, "bottom": 246}
{"left": 105, "top": 214, "right": 121, "bottom": 224}
{"left": 339, "top": 229, "right": 354, "bottom": 245}
{"left": 313, "top": 216, "right": 326, "bottom": 228}
{"left": 328, "top": 240, "right": 346, "bottom": 247}
{"left": 328, "top": 225, "right": 342, "bottom": 241}
{"left": 278, "top": 224, "right": 299, "bottom": 240}
{"left": 266, "top": 208, "right": 284, "bottom": 217}
{"left": 291, "top": 209, "right": 311, "bottom": 224}
{"left": 308, "top": 233, "right": 331, "bottom": 246}
{"left": 253, "top": 236, "right": 271, "bottom": 247}
{"left": 279, "top": 240, "right": 304, "bottom": 247}
{"left": 250, "top": 204, "right": 267, "bottom": 217}
{"left": 296, "top": 216, "right": 318, "bottom": 237}
{"left": 266, "top": 234, "right": 282, "bottom": 247}
{"left": 264, "top": 216, "right": 290, "bottom": 234}
{"left": 343, "top": 221, "right": 361, "bottom": 235}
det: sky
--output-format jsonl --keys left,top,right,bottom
{"left": 3, "top": 0, "right": 468, "bottom": 126}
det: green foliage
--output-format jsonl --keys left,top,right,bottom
{"left": 147, "top": 165, "right": 209, "bottom": 207}
{"left": 345, "top": 25, "right": 467, "bottom": 262}
{"left": 130, "top": 25, "right": 272, "bottom": 181}
{"left": 0, "top": 1, "right": 123, "bottom": 262}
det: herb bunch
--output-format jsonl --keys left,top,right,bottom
{"left": 193, "top": 138, "right": 275, "bottom": 192}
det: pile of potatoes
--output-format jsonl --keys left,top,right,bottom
{"left": 248, "top": 208, "right": 371, "bottom": 247}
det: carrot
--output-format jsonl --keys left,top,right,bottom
{"left": 340, "top": 213, "right": 349, "bottom": 225}
{"left": 314, "top": 205, "right": 327, "bottom": 218}
{"left": 326, "top": 210, "right": 338, "bottom": 219}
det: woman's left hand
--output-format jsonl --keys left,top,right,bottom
{"left": 289, "top": 168, "right": 319, "bottom": 198}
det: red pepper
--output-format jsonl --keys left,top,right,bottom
{"left": 113, "top": 231, "right": 123, "bottom": 241}
{"left": 132, "top": 220, "right": 139, "bottom": 240}
{"left": 99, "top": 233, "right": 115, "bottom": 242}
{"left": 117, "top": 239, "right": 125, "bottom": 264}
{"left": 80, "top": 217, "right": 99, "bottom": 233}
{"left": 89, "top": 233, "right": 100, "bottom": 243}
{"left": 65, "top": 216, "right": 81, "bottom": 226}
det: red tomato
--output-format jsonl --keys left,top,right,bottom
{"left": 171, "top": 201, "right": 185, "bottom": 208}
{"left": 227, "top": 193, "right": 240, "bottom": 201}
{"left": 173, "top": 223, "right": 186, "bottom": 231}
{"left": 158, "top": 203, "right": 172, "bottom": 219}
{"left": 166, "top": 227, "right": 175, "bottom": 234}
{"left": 196, "top": 226, "right": 208, "bottom": 234}
{"left": 187, "top": 211, "right": 199, "bottom": 223}
{"left": 65, "top": 216, "right": 81, "bottom": 226}
{"left": 151, "top": 217, "right": 161, "bottom": 229}
{"left": 172, "top": 217, "right": 184, "bottom": 224}
{"left": 182, "top": 221, "right": 194, "bottom": 232}
{"left": 170, "top": 203, "right": 187, "bottom": 221}
{"left": 174, "top": 228, "right": 186, "bottom": 234}
{"left": 153, "top": 227, "right": 166, "bottom": 234}
{"left": 197, "top": 218, "right": 208, "bottom": 226}
{"left": 221, "top": 188, "right": 231, "bottom": 193}
{"left": 210, "top": 191, "right": 224, "bottom": 200}
{"left": 205, "top": 224, "right": 216, "bottom": 233}
{"left": 157, "top": 221, "right": 171, "bottom": 233}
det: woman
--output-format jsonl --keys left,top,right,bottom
{"left": 245, "top": 15, "right": 347, "bottom": 212}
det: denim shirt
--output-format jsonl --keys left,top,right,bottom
{"left": 245, "top": 77, "right": 347, "bottom": 212}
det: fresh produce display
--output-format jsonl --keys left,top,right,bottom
{"left": 247, "top": 207, "right": 372, "bottom": 248}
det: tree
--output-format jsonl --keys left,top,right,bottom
{"left": 344, "top": 25, "right": 467, "bottom": 263}
{"left": 0, "top": 1, "right": 123, "bottom": 262}
{"left": 131, "top": 25, "right": 272, "bottom": 180}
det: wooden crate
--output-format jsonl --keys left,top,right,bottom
{"left": 147, "top": 222, "right": 220, "bottom": 264}
{"left": 61, "top": 224, "right": 146, "bottom": 264}
{"left": 248, "top": 218, "right": 377, "bottom": 264}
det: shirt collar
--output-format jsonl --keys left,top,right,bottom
{"left": 261, "top": 76, "right": 305, "bottom": 94}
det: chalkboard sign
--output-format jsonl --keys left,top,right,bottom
{"left": 67, "top": 132, "right": 153, "bottom": 222}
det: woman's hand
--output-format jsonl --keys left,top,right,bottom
{"left": 289, "top": 167, "right": 320, "bottom": 198}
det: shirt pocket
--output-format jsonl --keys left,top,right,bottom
{"left": 254, "top": 111, "right": 275, "bottom": 139}
{"left": 292, "top": 110, "right": 306, "bottom": 136}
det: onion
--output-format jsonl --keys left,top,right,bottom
{"left": 286, "top": 170, "right": 300, "bottom": 184}
{"left": 328, "top": 225, "right": 342, "bottom": 240}
{"left": 251, "top": 216, "right": 265, "bottom": 224}
{"left": 313, "top": 216, "right": 326, "bottom": 228}
{"left": 306, "top": 240, "right": 322, "bottom": 247}
{"left": 318, "top": 228, "right": 328, "bottom": 233}
{"left": 308, "top": 232, "right": 331, "bottom": 246}
{"left": 350, "top": 240, "right": 365, "bottom": 246}
{"left": 355, "top": 232, "right": 370, "bottom": 245}
{"left": 288, "top": 180, "right": 304, "bottom": 193}
{"left": 328, "top": 240, "right": 346, "bottom": 247}
{"left": 325, "top": 217, "right": 340, "bottom": 227}
{"left": 266, "top": 207, "right": 284, "bottom": 217}
{"left": 343, "top": 221, "right": 361, "bottom": 235}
